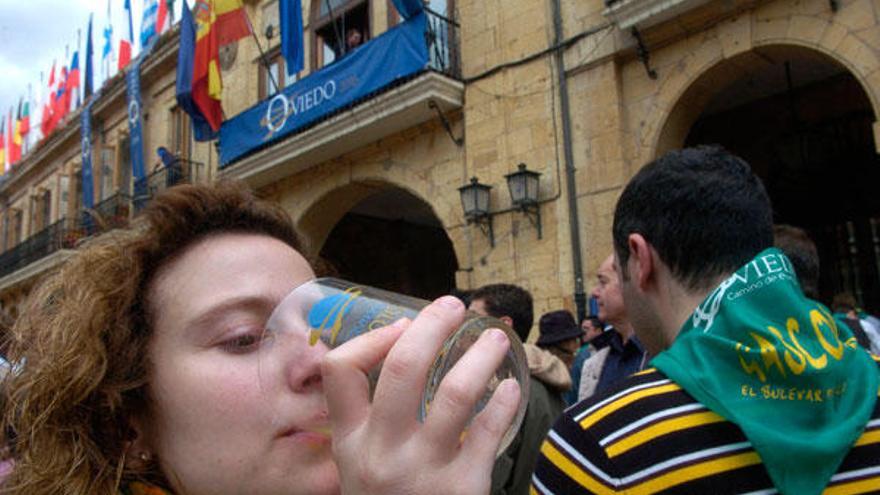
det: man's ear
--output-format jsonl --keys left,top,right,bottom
{"left": 627, "top": 233, "right": 654, "bottom": 291}
{"left": 499, "top": 315, "right": 514, "bottom": 330}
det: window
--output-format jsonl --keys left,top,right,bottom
{"left": 12, "top": 209, "right": 22, "bottom": 246}
{"left": 29, "top": 190, "right": 52, "bottom": 234}
{"left": 42, "top": 190, "right": 52, "bottom": 228}
{"left": 99, "top": 147, "right": 115, "bottom": 201}
{"left": 312, "top": 0, "right": 370, "bottom": 69}
{"left": 60, "top": 175, "right": 70, "bottom": 220}
{"left": 117, "top": 135, "right": 132, "bottom": 196}
{"left": 2, "top": 212, "right": 9, "bottom": 251}
{"left": 259, "top": 49, "right": 299, "bottom": 99}
{"left": 30, "top": 195, "right": 40, "bottom": 235}
{"left": 170, "top": 108, "right": 191, "bottom": 161}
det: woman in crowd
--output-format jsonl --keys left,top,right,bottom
{"left": 0, "top": 181, "right": 518, "bottom": 494}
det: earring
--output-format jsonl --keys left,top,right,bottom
{"left": 138, "top": 452, "right": 152, "bottom": 463}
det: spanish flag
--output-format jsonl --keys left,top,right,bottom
{"left": 10, "top": 103, "right": 22, "bottom": 165}
{"left": 192, "top": 0, "right": 251, "bottom": 132}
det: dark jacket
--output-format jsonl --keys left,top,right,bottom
{"left": 491, "top": 345, "right": 568, "bottom": 495}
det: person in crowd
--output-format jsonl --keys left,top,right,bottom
{"left": 468, "top": 284, "right": 568, "bottom": 495}
{"left": 577, "top": 254, "right": 649, "bottom": 401}
{"left": 772, "top": 224, "right": 821, "bottom": 299}
{"left": 773, "top": 224, "right": 880, "bottom": 355}
{"left": 536, "top": 310, "right": 583, "bottom": 369}
{"left": 832, "top": 292, "right": 880, "bottom": 353}
{"left": 563, "top": 317, "right": 609, "bottom": 406}
{"left": 1, "top": 181, "right": 519, "bottom": 495}
{"left": 533, "top": 146, "right": 880, "bottom": 494}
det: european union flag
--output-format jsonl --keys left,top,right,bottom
{"left": 279, "top": 0, "right": 304, "bottom": 76}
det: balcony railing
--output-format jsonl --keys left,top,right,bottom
{"left": 0, "top": 218, "right": 82, "bottom": 279}
{"left": 133, "top": 158, "right": 205, "bottom": 213}
{"left": 83, "top": 192, "right": 133, "bottom": 236}
{"left": 425, "top": 7, "right": 461, "bottom": 79}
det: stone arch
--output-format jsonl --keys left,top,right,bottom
{"left": 295, "top": 179, "right": 463, "bottom": 298}
{"left": 652, "top": 11, "right": 880, "bottom": 156}
{"left": 645, "top": 23, "right": 880, "bottom": 309}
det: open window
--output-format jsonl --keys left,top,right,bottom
{"left": 258, "top": 47, "right": 300, "bottom": 99}
{"left": 312, "top": 0, "right": 370, "bottom": 69}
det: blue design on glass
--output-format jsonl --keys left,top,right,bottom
{"left": 307, "top": 287, "right": 361, "bottom": 345}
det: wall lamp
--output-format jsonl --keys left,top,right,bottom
{"left": 458, "top": 163, "right": 542, "bottom": 248}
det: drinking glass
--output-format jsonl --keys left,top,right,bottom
{"left": 264, "top": 277, "right": 530, "bottom": 454}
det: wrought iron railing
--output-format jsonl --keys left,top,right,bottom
{"left": 425, "top": 7, "right": 461, "bottom": 79}
{"left": 82, "top": 192, "right": 133, "bottom": 236}
{"left": 0, "top": 218, "right": 83, "bottom": 279}
{"left": 133, "top": 158, "right": 205, "bottom": 213}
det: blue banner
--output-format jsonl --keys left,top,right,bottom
{"left": 219, "top": 12, "right": 429, "bottom": 166}
{"left": 126, "top": 54, "right": 147, "bottom": 204}
{"left": 80, "top": 100, "right": 95, "bottom": 210}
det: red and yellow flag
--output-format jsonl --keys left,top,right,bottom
{"left": 192, "top": 0, "right": 251, "bottom": 131}
{"left": 0, "top": 119, "right": 5, "bottom": 173}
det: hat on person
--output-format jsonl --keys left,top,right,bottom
{"left": 536, "top": 310, "right": 583, "bottom": 346}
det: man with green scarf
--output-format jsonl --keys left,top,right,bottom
{"left": 532, "top": 146, "right": 880, "bottom": 494}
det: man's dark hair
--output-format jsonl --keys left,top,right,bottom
{"left": 773, "top": 224, "right": 820, "bottom": 299}
{"left": 470, "top": 284, "right": 533, "bottom": 341}
{"left": 613, "top": 145, "right": 773, "bottom": 291}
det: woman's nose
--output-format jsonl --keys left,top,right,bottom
{"left": 285, "top": 337, "right": 328, "bottom": 394}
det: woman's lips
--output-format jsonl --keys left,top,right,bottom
{"left": 279, "top": 424, "right": 331, "bottom": 445}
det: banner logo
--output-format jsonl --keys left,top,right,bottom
{"left": 260, "top": 80, "right": 338, "bottom": 140}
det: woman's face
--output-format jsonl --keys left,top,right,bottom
{"left": 142, "top": 233, "right": 338, "bottom": 494}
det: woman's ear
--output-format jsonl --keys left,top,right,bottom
{"left": 124, "top": 414, "right": 154, "bottom": 470}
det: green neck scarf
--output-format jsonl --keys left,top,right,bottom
{"left": 652, "top": 248, "right": 878, "bottom": 495}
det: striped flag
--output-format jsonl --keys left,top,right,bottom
{"left": 119, "top": 0, "right": 134, "bottom": 70}
{"left": 0, "top": 119, "right": 5, "bottom": 173}
{"left": 191, "top": 0, "right": 251, "bottom": 131}
{"left": 141, "top": 0, "right": 170, "bottom": 49}
{"left": 103, "top": 0, "right": 114, "bottom": 80}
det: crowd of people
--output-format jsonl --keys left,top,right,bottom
{"left": 0, "top": 145, "right": 877, "bottom": 494}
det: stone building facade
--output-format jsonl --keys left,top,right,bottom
{"left": 0, "top": 0, "right": 878, "bottom": 338}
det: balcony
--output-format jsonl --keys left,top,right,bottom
{"left": 604, "top": 0, "right": 715, "bottom": 30}
{"left": 83, "top": 192, "right": 133, "bottom": 236}
{"left": 0, "top": 218, "right": 81, "bottom": 285}
{"left": 219, "top": 8, "right": 463, "bottom": 188}
{"left": 133, "top": 158, "right": 206, "bottom": 212}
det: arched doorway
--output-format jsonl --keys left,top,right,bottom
{"left": 318, "top": 187, "right": 458, "bottom": 300}
{"left": 671, "top": 45, "right": 880, "bottom": 311}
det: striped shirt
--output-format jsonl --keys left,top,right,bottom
{"left": 532, "top": 359, "right": 880, "bottom": 494}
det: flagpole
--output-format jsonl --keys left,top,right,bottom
{"left": 242, "top": 9, "right": 279, "bottom": 94}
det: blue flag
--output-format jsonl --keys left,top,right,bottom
{"left": 175, "top": 4, "right": 218, "bottom": 141}
{"left": 280, "top": 0, "right": 304, "bottom": 76}
{"left": 85, "top": 15, "right": 94, "bottom": 98}
{"left": 126, "top": 56, "right": 147, "bottom": 181}
{"left": 80, "top": 100, "right": 95, "bottom": 211}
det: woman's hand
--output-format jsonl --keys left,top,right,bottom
{"left": 322, "top": 295, "right": 521, "bottom": 495}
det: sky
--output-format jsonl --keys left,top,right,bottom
{"left": 0, "top": 0, "right": 188, "bottom": 121}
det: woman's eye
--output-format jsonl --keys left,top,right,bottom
{"left": 222, "top": 331, "right": 267, "bottom": 354}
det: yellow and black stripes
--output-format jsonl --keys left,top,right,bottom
{"left": 532, "top": 368, "right": 880, "bottom": 494}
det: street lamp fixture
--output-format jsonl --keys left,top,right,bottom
{"left": 458, "top": 163, "right": 543, "bottom": 247}
{"left": 458, "top": 177, "right": 494, "bottom": 247}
